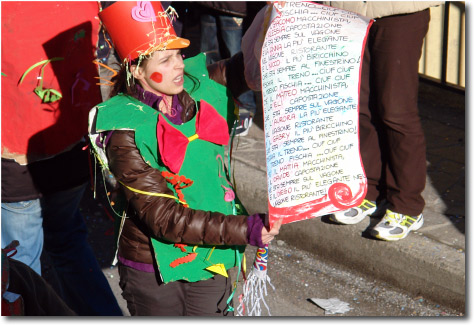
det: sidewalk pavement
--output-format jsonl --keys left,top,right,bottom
{"left": 229, "top": 80, "right": 465, "bottom": 312}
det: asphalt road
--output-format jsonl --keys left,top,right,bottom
{"left": 236, "top": 241, "right": 462, "bottom": 317}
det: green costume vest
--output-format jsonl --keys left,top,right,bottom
{"left": 89, "top": 54, "right": 245, "bottom": 283}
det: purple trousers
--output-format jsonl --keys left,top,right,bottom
{"left": 359, "top": 9, "right": 430, "bottom": 216}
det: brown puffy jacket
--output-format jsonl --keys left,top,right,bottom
{"left": 106, "top": 53, "right": 251, "bottom": 266}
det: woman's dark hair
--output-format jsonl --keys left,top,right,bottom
{"left": 109, "top": 56, "right": 200, "bottom": 100}
{"left": 109, "top": 58, "right": 141, "bottom": 99}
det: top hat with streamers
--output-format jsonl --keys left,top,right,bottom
{"left": 99, "top": 1, "right": 189, "bottom": 62}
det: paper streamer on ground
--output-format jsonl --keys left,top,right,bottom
{"left": 310, "top": 297, "right": 353, "bottom": 315}
{"left": 261, "top": 2, "right": 373, "bottom": 225}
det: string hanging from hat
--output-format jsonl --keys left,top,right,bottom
{"left": 93, "top": 59, "right": 117, "bottom": 86}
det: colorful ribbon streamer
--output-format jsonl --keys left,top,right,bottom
{"left": 18, "top": 57, "right": 64, "bottom": 103}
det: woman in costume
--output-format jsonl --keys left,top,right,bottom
{"left": 89, "top": 1, "right": 281, "bottom": 316}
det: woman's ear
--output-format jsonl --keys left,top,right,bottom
{"left": 130, "top": 65, "right": 144, "bottom": 80}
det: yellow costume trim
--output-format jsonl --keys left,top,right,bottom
{"left": 118, "top": 180, "right": 186, "bottom": 204}
{"left": 206, "top": 247, "right": 216, "bottom": 261}
{"left": 188, "top": 134, "right": 199, "bottom": 142}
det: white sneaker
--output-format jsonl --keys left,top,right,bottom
{"left": 234, "top": 113, "right": 253, "bottom": 137}
{"left": 371, "top": 209, "right": 424, "bottom": 241}
{"left": 330, "top": 199, "right": 377, "bottom": 225}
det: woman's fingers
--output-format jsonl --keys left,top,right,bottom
{"left": 270, "top": 218, "right": 283, "bottom": 235}
{"left": 261, "top": 218, "right": 283, "bottom": 244}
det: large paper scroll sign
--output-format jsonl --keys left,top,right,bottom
{"left": 237, "top": 3, "right": 372, "bottom": 316}
{"left": 263, "top": 2, "right": 373, "bottom": 226}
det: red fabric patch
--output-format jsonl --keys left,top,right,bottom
{"left": 156, "top": 100, "right": 229, "bottom": 173}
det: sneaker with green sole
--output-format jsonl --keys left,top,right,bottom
{"left": 371, "top": 209, "right": 424, "bottom": 241}
{"left": 329, "top": 199, "right": 377, "bottom": 225}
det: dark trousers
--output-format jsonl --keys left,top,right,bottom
{"left": 118, "top": 264, "right": 234, "bottom": 316}
{"left": 359, "top": 9, "right": 430, "bottom": 216}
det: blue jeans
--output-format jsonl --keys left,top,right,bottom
{"left": 200, "top": 14, "right": 243, "bottom": 64}
{"left": 2, "top": 199, "right": 43, "bottom": 274}
{"left": 1, "top": 184, "right": 122, "bottom": 316}
{"left": 235, "top": 90, "right": 257, "bottom": 115}
{"left": 200, "top": 14, "right": 257, "bottom": 114}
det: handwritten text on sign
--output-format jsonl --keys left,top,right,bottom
{"left": 262, "top": 2, "right": 372, "bottom": 224}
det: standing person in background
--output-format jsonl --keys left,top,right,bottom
{"left": 198, "top": 1, "right": 247, "bottom": 64}
{"left": 197, "top": 1, "right": 262, "bottom": 136}
{"left": 1, "top": 1, "right": 122, "bottom": 315}
{"left": 325, "top": 1, "right": 442, "bottom": 241}
{"left": 90, "top": 1, "right": 281, "bottom": 316}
